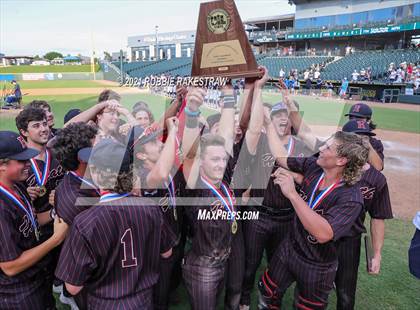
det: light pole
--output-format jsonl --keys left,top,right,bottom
{"left": 155, "top": 25, "right": 159, "bottom": 61}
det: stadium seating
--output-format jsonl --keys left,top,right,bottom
{"left": 321, "top": 49, "right": 420, "bottom": 81}
{"left": 119, "top": 50, "right": 419, "bottom": 82}
{"left": 123, "top": 54, "right": 333, "bottom": 79}
{"left": 258, "top": 56, "right": 333, "bottom": 77}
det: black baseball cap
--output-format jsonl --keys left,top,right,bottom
{"left": 342, "top": 119, "right": 376, "bottom": 136}
{"left": 128, "top": 125, "right": 163, "bottom": 149}
{"left": 345, "top": 103, "right": 372, "bottom": 119}
{"left": 78, "top": 139, "right": 132, "bottom": 173}
{"left": 0, "top": 131, "right": 39, "bottom": 160}
{"left": 63, "top": 109, "right": 81, "bottom": 124}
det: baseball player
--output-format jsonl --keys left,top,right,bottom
{"left": 332, "top": 119, "right": 393, "bottom": 310}
{"left": 130, "top": 117, "right": 185, "bottom": 310}
{"left": 409, "top": 212, "right": 420, "bottom": 279}
{"left": 258, "top": 131, "right": 369, "bottom": 309}
{"left": 345, "top": 103, "right": 384, "bottom": 170}
{"left": 53, "top": 123, "right": 100, "bottom": 225}
{"left": 15, "top": 107, "right": 66, "bottom": 306}
{"left": 55, "top": 139, "right": 171, "bottom": 309}
{"left": 25, "top": 100, "right": 58, "bottom": 138}
{"left": 181, "top": 84, "right": 239, "bottom": 309}
{"left": 239, "top": 68, "right": 313, "bottom": 309}
{"left": 0, "top": 131, "right": 68, "bottom": 310}
{"left": 204, "top": 79, "right": 257, "bottom": 310}
{"left": 52, "top": 122, "right": 99, "bottom": 309}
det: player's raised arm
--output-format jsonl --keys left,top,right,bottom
{"left": 237, "top": 79, "right": 255, "bottom": 135}
{"left": 181, "top": 87, "right": 206, "bottom": 185}
{"left": 245, "top": 66, "right": 269, "bottom": 156}
{"left": 281, "top": 87, "right": 320, "bottom": 152}
{"left": 217, "top": 85, "right": 236, "bottom": 156}
{"left": 263, "top": 106, "right": 290, "bottom": 169}
{"left": 143, "top": 117, "right": 179, "bottom": 188}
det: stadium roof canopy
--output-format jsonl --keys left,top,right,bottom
{"left": 243, "top": 14, "right": 295, "bottom": 25}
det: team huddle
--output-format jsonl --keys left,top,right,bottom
{"left": 0, "top": 67, "right": 392, "bottom": 310}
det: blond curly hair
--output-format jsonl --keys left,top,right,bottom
{"left": 334, "top": 131, "right": 369, "bottom": 186}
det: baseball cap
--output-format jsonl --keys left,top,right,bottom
{"left": 345, "top": 103, "right": 372, "bottom": 119}
{"left": 270, "top": 102, "right": 288, "bottom": 116}
{"left": 0, "top": 131, "right": 39, "bottom": 160}
{"left": 128, "top": 125, "right": 163, "bottom": 150}
{"left": 63, "top": 109, "right": 81, "bottom": 124}
{"left": 78, "top": 139, "right": 132, "bottom": 173}
{"left": 342, "top": 119, "right": 375, "bottom": 136}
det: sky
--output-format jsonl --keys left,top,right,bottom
{"left": 0, "top": 0, "right": 295, "bottom": 58}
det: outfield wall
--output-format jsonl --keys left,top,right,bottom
{"left": 0, "top": 72, "right": 104, "bottom": 81}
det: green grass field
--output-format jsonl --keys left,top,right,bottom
{"left": 2, "top": 92, "right": 418, "bottom": 133}
{"left": 0, "top": 87, "right": 419, "bottom": 309}
{"left": 2, "top": 80, "right": 112, "bottom": 89}
{"left": 0, "top": 64, "right": 100, "bottom": 73}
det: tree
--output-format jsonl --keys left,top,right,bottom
{"left": 44, "top": 51, "right": 63, "bottom": 61}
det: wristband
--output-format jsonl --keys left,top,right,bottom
{"left": 222, "top": 95, "right": 236, "bottom": 109}
{"left": 184, "top": 106, "right": 201, "bottom": 117}
{"left": 186, "top": 115, "right": 199, "bottom": 128}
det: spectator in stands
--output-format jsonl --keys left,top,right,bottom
{"left": 314, "top": 69, "right": 321, "bottom": 80}
{"left": 389, "top": 68, "right": 397, "bottom": 84}
{"left": 305, "top": 76, "right": 312, "bottom": 95}
{"left": 293, "top": 79, "right": 300, "bottom": 95}
{"left": 303, "top": 69, "right": 310, "bottom": 81}
{"left": 407, "top": 63, "right": 414, "bottom": 80}
{"left": 360, "top": 68, "right": 367, "bottom": 81}
{"left": 288, "top": 45, "right": 293, "bottom": 56}
{"left": 345, "top": 45, "right": 352, "bottom": 55}
{"left": 367, "top": 67, "right": 372, "bottom": 82}
{"left": 279, "top": 68, "right": 285, "bottom": 80}
{"left": 340, "top": 77, "right": 349, "bottom": 99}
{"left": 326, "top": 81, "right": 334, "bottom": 97}
{"left": 351, "top": 70, "right": 360, "bottom": 82}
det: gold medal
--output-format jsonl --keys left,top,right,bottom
{"left": 38, "top": 186, "right": 47, "bottom": 197}
{"left": 231, "top": 220, "right": 237, "bottom": 234}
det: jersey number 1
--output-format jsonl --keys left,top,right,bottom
{"left": 121, "top": 228, "right": 138, "bottom": 268}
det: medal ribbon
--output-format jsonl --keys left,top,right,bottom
{"left": 201, "top": 176, "right": 235, "bottom": 222}
{"left": 287, "top": 136, "right": 295, "bottom": 156}
{"left": 30, "top": 149, "right": 51, "bottom": 187}
{"left": 99, "top": 191, "right": 130, "bottom": 203}
{"left": 0, "top": 183, "right": 38, "bottom": 235}
{"left": 308, "top": 172, "right": 342, "bottom": 210}
{"left": 164, "top": 174, "right": 176, "bottom": 208}
{"left": 69, "top": 171, "right": 99, "bottom": 194}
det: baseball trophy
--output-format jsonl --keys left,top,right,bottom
{"left": 191, "top": 0, "right": 261, "bottom": 78}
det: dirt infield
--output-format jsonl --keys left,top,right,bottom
{"left": 309, "top": 125, "right": 419, "bottom": 221}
